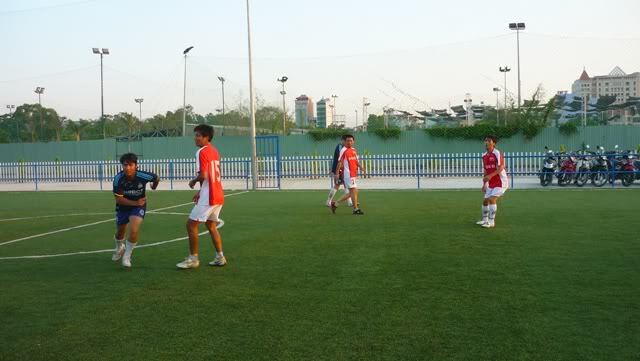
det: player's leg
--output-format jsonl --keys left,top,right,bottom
{"left": 482, "top": 197, "right": 499, "bottom": 228}
{"left": 350, "top": 187, "right": 364, "bottom": 215}
{"left": 326, "top": 181, "right": 340, "bottom": 206}
{"left": 477, "top": 197, "right": 490, "bottom": 225}
{"left": 204, "top": 205, "right": 226, "bottom": 266}
{"left": 112, "top": 212, "right": 129, "bottom": 261}
{"left": 343, "top": 184, "right": 353, "bottom": 206}
{"left": 121, "top": 215, "right": 143, "bottom": 268}
{"left": 177, "top": 205, "right": 211, "bottom": 269}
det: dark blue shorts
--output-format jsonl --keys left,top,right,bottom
{"left": 116, "top": 207, "right": 146, "bottom": 225}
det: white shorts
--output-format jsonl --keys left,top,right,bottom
{"left": 343, "top": 176, "right": 357, "bottom": 189}
{"left": 484, "top": 187, "right": 507, "bottom": 199}
{"left": 189, "top": 204, "right": 223, "bottom": 222}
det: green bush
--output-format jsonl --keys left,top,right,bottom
{"left": 372, "top": 127, "right": 401, "bottom": 140}
{"left": 308, "top": 128, "right": 349, "bottom": 141}
{"left": 559, "top": 121, "right": 579, "bottom": 136}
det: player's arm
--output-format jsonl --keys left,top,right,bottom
{"left": 150, "top": 172, "right": 160, "bottom": 190}
{"left": 114, "top": 194, "right": 145, "bottom": 207}
{"left": 189, "top": 152, "right": 210, "bottom": 189}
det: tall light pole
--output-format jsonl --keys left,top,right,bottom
{"left": 464, "top": 93, "right": 472, "bottom": 126}
{"left": 34, "top": 87, "right": 45, "bottom": 140}
{"left": 508, "top": 22, "right": 525, "bottom": 108}
{"left": 493, "top": 87, "right": 501, "bottom": 125}
{"left": 277, "top": 76, "right": 288, "bottom": 135}
{"left": 182, "top": 46, "right": 194, "bottom": 136}
{"left": 7, "top": 105, "right": 17, "bottom": 142}
{"left": 362, "top": 98, "right": 370, "bottom": 131}
{"left": 331, "top": 94, "right": 338, "bottom": 124}
{"left": 500, "top": 66, "right": 511, "bottom": 124}
{"left": 217, "top": 76, "right": 226, "bottom": 134}
{"left": 246, "top": 0, "right": 258, "bottom": 190}
{"left": 354, "top": 109, "right": 358, "bottom": 130}
{"left": 135, "top": 98, "right": 144, "bottom": 122}
{"left": 92, "top": 48, "right": 109, "bottom": 138}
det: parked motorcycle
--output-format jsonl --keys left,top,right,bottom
{"left": 620, "top": 151, "right": 637, "bottom": 187}
{"left": 539, "top": 147, "right": 557, "bottom": 187}
{"left": 557, "top": 152, "right": 578, "bottom": 186}
{"left": 574, "top": 146, "right": 592, "bottom": 187}
{"left": 590, "top": 146, "right": 609, "bottom": 187}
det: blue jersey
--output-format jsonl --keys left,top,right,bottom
{"left": 113, "top": 170, "right": 158, "bottom": 212}
{"left": 331, "top": 143, "right": 343, "bottom": 173}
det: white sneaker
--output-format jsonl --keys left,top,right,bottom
{"left": 476, "top": 220, "right": 488, "bottom": 225}
{"left": 176, "top": 257, "right": 200, "bottom": 269}
{"left": 209, "top": 256, "right": 227, "bottom": 267}
{"left": 481, "top": 222, "right": 495, "bottom": 228}
{"left": 347, "top": 199, "right": 353, "bottom": 207}
{"left": 112, "top": 243, "right": 125, "bottom": 261}
{"left": 122, "top": 256, "right": 132, "bottom": 268}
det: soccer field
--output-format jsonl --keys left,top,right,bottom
{"left": 1, "top": 189, "right": 639, "bottom": 361}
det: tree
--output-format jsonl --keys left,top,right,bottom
{"left": 366, "top": 114, "right": 385, "bottom": 130}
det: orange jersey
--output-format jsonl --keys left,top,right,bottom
{"left": 196, "top": 143, "right": 224, "bottom": 206}
{"left": 339, "top": 147, "right": 359, "bottom": 178}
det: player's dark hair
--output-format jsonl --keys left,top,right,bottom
{"left": 120, "top": 153, "right": 138, "bottom": 165}
{"left": 485, "top": 135, "right": 498, "bottom": 143}
{"left": 194, "top": 124, "right": 214, "bottom": 141}
{"left": 344, "top": 134, "right": 354, "bottom": 140}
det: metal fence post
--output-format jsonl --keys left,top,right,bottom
{"left": 99, "top": 161, "right": 104, "bottom": 191}
{"left": 33, "top": 163, "right": 38, "bottom": 191}
{"left": 169, "top": 160, "right": 174, "bottom": 190}
{"left": 509, "top": 153, "right": 515, "bottom": 189}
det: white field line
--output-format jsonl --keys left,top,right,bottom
{"left": 0, "top": 191, "right": 248, "bottom": 247}
{"left": 0, "top": 231, "right": 209, "bottom": 260}
{"left": 0, "top": 213, "right": 113, "bottom": 222}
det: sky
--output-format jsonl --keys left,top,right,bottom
{"left": 1, "top": 0, "right": 639, "bottom": 127}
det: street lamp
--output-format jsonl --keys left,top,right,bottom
{"left": 499, "top": 66, "right": 511, "bottom": 124}
{"left": 464, "top": 93, "right": 472, "bottom": 126}
{"left": 217, "top": 76, "right": 226, "bottom": 135}
{"left": 182, "top": 46, "right": 194, "bottom": 136}
{"left": 277, "top": 76, "right": 288, "bottom": 135}
{"left": 362, "top": 98, "right": 370, "bottom": 131}
{"left": 7, "top": 105, "right": 17, "bottom": 142}
{"left": 92, "top": 48, "right": 109, "bottom": 138}
{"left": 354, "top": 109, "right": 358, "bottom": 130}
{"left": 493, "top": 87, "right": 501, "bottom": 125}
{"left": 135, "top": 98, "right": 144, "bottom": 122}
{"left": 331, "top": 94, "right": 338, "bottom": 123}
{"left": 246, "top": 0, "right": 258, "bottom": 190}
{"left": 508, "top": 22, "right": 525, "bottom": 108}
{"left": 34, "top": 87, "right": 45, "bottom": 140}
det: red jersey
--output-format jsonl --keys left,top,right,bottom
{"left": 482, "top": 148, "right": 508, "bottom": 188}
{"left": 339, "top": 147, "right": 359, "bottom": 178}
{"left": 196, "top": 143, "right": 224, "bottom": 206}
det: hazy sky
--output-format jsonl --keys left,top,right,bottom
{"left": 2, "top": 0, "right": 639, "bottom": 127}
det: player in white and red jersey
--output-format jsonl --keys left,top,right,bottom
{"left": 331, "top": 134, "right": 365, "bottom": 215}
{"left": 177, "top": 124, "right": 226, "bottom": 269}
{"left": 476, "top": 135, "right": 508, "bottom": 228}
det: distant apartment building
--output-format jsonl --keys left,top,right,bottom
{"left": 316, "top": 97, "right": 333, "bottom": 128}
{"left": 294, "top": 95, "right": 314, "bottom": 127}
{"left": 572, "top": 66, "right": 640, "bottom": 104}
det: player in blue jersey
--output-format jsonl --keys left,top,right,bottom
{"left": 326, "top": 135, "right": 352, "bottom": 207}
{"left": 112, "top": 153, "right": 159, "bottom": 268}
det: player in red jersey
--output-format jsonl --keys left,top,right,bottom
{"left": 477, "top": 135, "right": 508, "bottom": 228}
{"left": 177, "top": 124, "right": 226, "bottom": 269}
{"left": 331, "top": 134, "right": 365, "bottom": 215}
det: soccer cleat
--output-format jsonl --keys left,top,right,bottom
{"left": 208, "top": 256, "right": 227, "bottom": 267}
{"left": 122, "top": 256, "right": 132, "bottom": 268}
{"left": 481, "top": 222, "right": 495, "bottom": 228}
{"left": 176, "top": 257, "right": 200, "bottom": 269}
{"left": 326, "top": 200, "right": 332, "bottom": 207}
{"left": 352, "top": 208, "right": 364, "bottom": 215}
{"left": 476, "top": 220, "right": 488, "bottom": 225}
{"left": 330, "top": 201, "right": 337, "bottom": 214}
{"left": 112, "top": 242, "right": 125, "bottom": 261}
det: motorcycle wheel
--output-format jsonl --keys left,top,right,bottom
{"left": 540, "top": 173, "right": 551, "bottom": 187}
{"left": 558, "top": 173, "right": 569, "bottom": 187}
{"left": 575, "top": 172, "right": 588, "bottom": 187}
{"left": 622, "top": 174, "right": 634, "bottom": 187}
{"left": 592, "top": 171, "right": 607, "bottom": 187}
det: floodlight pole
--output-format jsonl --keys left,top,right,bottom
{"left": 493, "top": 87, "right": 501, "bottom": 125}
{"left": 7, "top": 105, "right": 17, "bottom": 142}
{"left": 500, "top": 66, "right": 511, "bottom": 125}
{"left": 218, "top": 76, "right": 226, "bottom": 134}
{"left": 509, "top": 22, "right": 525, "bottom": 108}
{"left": 277, "top": 76, "right": 288, "bottom": 135}
{"left": 182, "top": 46, "right": 194, "bottom": 136}
{"left": 246, "top": 0, "right": 258, "bottom": 190}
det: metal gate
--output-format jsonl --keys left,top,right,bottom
{"left": 256, "top": 135, "right": 280, "bottom": 189}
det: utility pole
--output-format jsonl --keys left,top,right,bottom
{"left": 277, "top": 76, "right": 288, "bottom": 135}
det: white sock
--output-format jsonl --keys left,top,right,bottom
{"left": 216, "top": 251, "right": 224, "bottom": 258}
{"left": 114, "top": 236, "right": 124, "bottom": 250}
{"left": 488, "top": 204, "right": 497, "bottom": 223}
{"left": 481, "top": 206, "right": 489, "bottom": 222}
{"left": 189, "top": 254, "right": 199, "bottom": 261}
{"left": 327, "top": 188, "right": 337, "bottom": 201}
{"left": 124, "top": 240, "right": 136, "bottom": 258}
